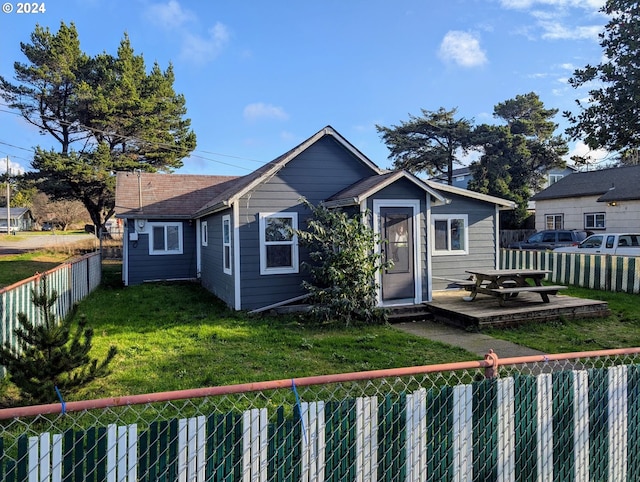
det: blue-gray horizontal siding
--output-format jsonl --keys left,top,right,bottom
{"left": 200, "top": 210, "right": 235, "bottom": 308}
{"left": 125, "top": 220, "right": 198, "bottom": 285}
{"left": 431, "top": 195, "right": 497, "bottom": 290}
{"left": 238, "top": 136, "right": 377, "bottom": 311}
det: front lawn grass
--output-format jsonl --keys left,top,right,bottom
{"left": 0, "top": 252, "right": 71, "bottom": 288}
{"left": 485, "top": 285, "right": 640, "bottom": 353}
{"left": 67, "top": 263, "right": 474, "bottom": 401}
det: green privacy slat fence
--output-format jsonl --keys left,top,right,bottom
{"left": 501, "top": 249, "right": 640, "bottom": 293}
{"left": 2, "top": 364, "right": 639, "bottom": 481}
{"left": 0, "top": 252, "right": 102, "bottom": 370}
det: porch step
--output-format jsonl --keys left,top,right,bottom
{"left": 387, "top": 304, "right": 434, "bottom": 324}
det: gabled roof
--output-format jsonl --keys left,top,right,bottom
{"left": 532, "top": 165, "right": 640, "bottom": 202}
{"left": 115, "top": 172, "right": 240, "bottom": 219}
{"left": 194, "top": 126, "right": 382, "bottom": 216}
{"left": 0, "top": 207, "right": 32, "bottom": 219}
{"left": 424, "top": 180, "right": 516, "bottom": 209}
{"left": 324, "top": 170, "right": 447, "bottom": 207}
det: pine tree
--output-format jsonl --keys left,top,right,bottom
{"left": 0, "top": 275, "right": 117, "bottom": 405}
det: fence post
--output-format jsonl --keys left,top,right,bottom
{"left": 484, "top": 349, "right": 499, "bottom": 379}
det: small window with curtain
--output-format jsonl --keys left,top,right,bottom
{"left": 545, "top": 214, "right": 563, "bottom": 230}
{"left": 201, "top": 221, "right": 208, "bottom": 247}
{"left": 259, "top": 212, "right": 299, "bottom": 274}
{"left": 149, "top": 222, "right": 183, "bottom": 255}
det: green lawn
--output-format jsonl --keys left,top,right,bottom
{"left": 3, "top": 260, "right": 640, "bottom": 405}
{"left": 61, "top": 263, "right": 474, "bottom": 401}
{"left": 0, "top": 252, "right": 71, "bottom": 288}
{"left": 485, "top": 285, "right": 640, "bottom": 353}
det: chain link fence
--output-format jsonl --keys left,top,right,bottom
{"left": 0, "top": 349, "right": 638, "bottom": 481}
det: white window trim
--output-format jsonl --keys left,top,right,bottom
{"left": 149, "top": 222, "right": 183, "bottom": 255}
{"left": 545, "top": 214, "right": 564, "bottom": 230}
{"left": 585, "top": 212, "right": 606, "bottom": 230}
{"left": 222, "top": 215, "right": 232, "bottom": 275}
{"left": 431, "top": 214, "right": 469, "bottom": 256}
{"left": 259, "top": 212, "right": 299, "bottom": 275}
{"left": 201, "top": 221, "right": 208, "bottom": 247}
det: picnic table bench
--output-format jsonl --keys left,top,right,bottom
{"left": 463, "top": 269, "right": 567, "bottom": 307}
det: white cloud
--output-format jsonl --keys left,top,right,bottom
{"left": 0, "top": 157, "right": 25, "bottom": 175}
{"left": 146, "top": 0, "right": 195, "bottom": 30}
{"left": 567, "top": 140, "right": 609, "bottom": 165}
{"left": 180, "top": 22, "right": 230, "bottom": 64}
{"left": 539, "top": 22, "right": 602, "bottom": 40}
{"left": 243, "top": 103, "right": 289, "bottom": 122}
{"left": 438, "top": 31, "right": 488, "bottom": 68}
{"left": 145, "top": 2, "right": 230, "bottom": 65}
{"left": 500, "top": 0, "right": 604, "bottom": 10}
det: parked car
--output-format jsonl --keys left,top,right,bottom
{"left": 554, "top": 233, "right": 640, "bottom": 256}
{"left": 508, "top": 230, "right": 589, "bottom": 250}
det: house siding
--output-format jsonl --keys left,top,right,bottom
{"left": 125, "top": 220, "right": 198, "bottom": 285}
{"left": 431, "top": 195, "right": 497, "bottom": 291}
{"left": 237, "top": 136, "right": 378, "bottom": 311}
{"left": 200, "top": 210, "right": 235, "bottom": 308}
{"left": 535, "top": 197, "right": 640, "bottom": 232}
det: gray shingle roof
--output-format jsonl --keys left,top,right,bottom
{"left": 531, "top": 165, "right": 640, "bottom": 202}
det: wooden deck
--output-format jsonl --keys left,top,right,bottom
{"left": 425, "top": 289, "right": 610, "bottom": 328}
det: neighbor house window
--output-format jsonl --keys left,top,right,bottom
{"left": 149, "top": 222, "right": 183, "bottom": 255}
{"left": 548, "top": 174, "right": 564, "bottom": 185}
{"left": 585, "top": 212, "right": 605, "bottom": 230}
{"left": 259, "top": 212, "right": 298, "bottom": 274}
{"left": 432, "top": 215, "right": 468, "bottom": 255}
{"left": 201, "top": 221, "right": 208, "bottom": 247}
{"left": 222, "top": 215, "right": 231, "bottom": 275}
{"left": 545, "top": 214, "right": 563, "bottom": 230}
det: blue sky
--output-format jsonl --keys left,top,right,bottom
{"left": 1, "top": 0, "right": 609, "bottom": 177}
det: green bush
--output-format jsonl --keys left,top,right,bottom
{"left": 296, "top": 200, "right": 390, "bottom": 326}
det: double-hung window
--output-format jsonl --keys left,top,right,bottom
{"left": 260, "top": 212, "right": 298, "bottom": 274}
{"left": 432, "top": 215, "right": 468, "bottom": 255}
{"left": 222, "top": 215, "right": 232, "bottom": 275}
{"left": 149, "top": 222, "right": 183, "bottom": 255}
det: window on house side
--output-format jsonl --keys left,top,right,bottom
{"left": 432, "top": 215, "right": 468, "bottom": 255}
{"left": 222, "top": 215, "right": 231, "bottom": 275}
{"left": 259, "top": 213, "right": 298, "bottom": 274}
{"left": 584, "top": 212, "right": 605, "bottom": 230}
{"left": 545, "top": 214, "right": 563, "bottom": 230}
{"left": 150, "top": 222, "right": 183, "bottom": 255}
{"left": 201, "top": 221, "right": 208, "bottom": 247}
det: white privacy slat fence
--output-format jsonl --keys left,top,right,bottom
{"left": 4, "top": 361, "right": 640, "bottom": 481}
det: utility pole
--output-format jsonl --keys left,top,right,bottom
{"left": 5, "top": 156, "right": 10, "bottom": 235}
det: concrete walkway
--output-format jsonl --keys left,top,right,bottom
{"left": 393, "top": 319, "right": 545, "bottom": 359}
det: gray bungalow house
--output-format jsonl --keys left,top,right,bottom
{"left": 531, "top": 164, "right": 640, "bottom": 233}
{"left": 115, "top": 126, "right": 514, "bottom": 311}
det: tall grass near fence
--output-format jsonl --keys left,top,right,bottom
{"left": 501, "top": 249, "right": 640, "bottom": 293}
{"left": 0, "top": 252, "right": 102, "bottom": 372}
{"left": 0, "top": 349, "right": 638, "bottom": 481}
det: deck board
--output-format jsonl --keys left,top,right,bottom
{"left": 426, "top": 290, "right": 610, "bottom": 328}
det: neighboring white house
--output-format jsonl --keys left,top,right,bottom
{"left": 531, "top": 165, "right": 640, "bottom": 232}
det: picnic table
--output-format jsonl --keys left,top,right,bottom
{"left": 463, "top": 269, "right": 567, "bottom": 306}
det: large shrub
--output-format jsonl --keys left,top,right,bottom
{"left": 296, "top": 200, "right": 390, "bottom": 326}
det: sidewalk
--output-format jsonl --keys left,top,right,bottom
{"left": 393, "top": 319, "right": 545, "bottom": 359}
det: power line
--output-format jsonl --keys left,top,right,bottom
{"left": 0, "top": 104, "right": 264, "bottom": 171}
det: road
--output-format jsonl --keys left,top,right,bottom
{"left": 0, "top": 233, "right": 96, "bottom": 256}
